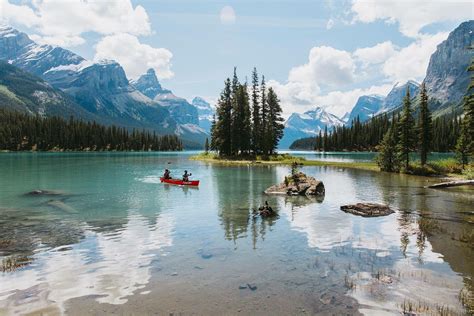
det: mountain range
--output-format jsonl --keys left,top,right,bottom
{"left": 0, "top": 20, "right": 472, "bottom": 150}
{"left": 0, "top": 25, "right": 209, "bottom": 148}
{"left": 279, "top": 108, "right": 344, "bottom": 149}
{"left": 282, "top": 20, "right": 473, "bottom": 148}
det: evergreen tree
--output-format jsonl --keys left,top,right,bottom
{"left": 397, "top": 88, "right": 416, "bottom": 170}
{"left": 205, "top": 137, "right": 209, "bottom": 153}
{"left": 251, "top": 67, "right": 261, "bottom": 154}
{"left": 260, "top": 75, "right": 267, "bottom": 153}
{"left": 417, "top": 83, "right": 432, "bottom": 166}
{"left": 214, "top": 78, "right": 233, "bottom": 156}
{"left": 0, "top": 109, "right": 182, "bottom": 151}
{"left": 323, "top": 126, "right": 328, "bottom": 151}
{"left": 455, "top": 120, "right": 470, "bottom": 168}
{"left": 210, "top": 114, "right": 217, "bottom": 150}
{"left": 265, "top": 87, "right": 285, "bottom": 155}
{"left": 455, "top": 56, "right": 474, "bottom": 167}
{"left": 237, "top": 82, "right": 252, "bottom": 154}
{"left": 230, "top": 68, "right": 241, "bottom": 155}
{"left": 376, "top": 124, "right": 400, "bottom": 172}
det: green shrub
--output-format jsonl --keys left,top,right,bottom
{"left": 429, "top": 158, "right": 463, "bottom": 174}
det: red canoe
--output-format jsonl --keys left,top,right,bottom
{"left": 160, "top": 177, "right": 200, "bottom": 186}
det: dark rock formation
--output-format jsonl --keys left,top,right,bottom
{"left": 424, "top": 20, "right": 473, "bottom": 109}
{"left": 265, "top": 172, "right": 325, "bottom": 196}
{"left": 340, "top": 203, "right": 394, "bottom": 217}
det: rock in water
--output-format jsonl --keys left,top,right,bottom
{"left": 264, "top": 172, "right": 325, "bottom": 196}
{"left": 25, "top": 189, "right": 65, "bottom": 196}
{"left": 340, "top": 203, "right": 394, "bottom": 217}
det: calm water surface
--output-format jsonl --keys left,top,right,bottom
{"left": 0, "top": 152, "right": 472, "bottom": 315}
{"left": 282, "top": 150, "right": 456, "bottom": 162}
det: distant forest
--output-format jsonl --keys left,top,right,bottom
{"left": 289, "top": 111, "right": 461, "bottom": 152}
{"left": 0, "top": 109, "right": 182, "bottom": 151}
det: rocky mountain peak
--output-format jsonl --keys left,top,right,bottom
{"left": 378, "top": 80, "right": 420, "bottom": 113}
{"left": 132, "top": 68, "right": 170, "bottom": 99}
{"left": 424, "top": 20, "right": 473, "bottom": 107}
{"left": 348, "top": 94, "right": 385, "bottom": 124}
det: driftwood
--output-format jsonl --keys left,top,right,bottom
{"left": 425, "top": 180, "right": 474, "bottom": 189}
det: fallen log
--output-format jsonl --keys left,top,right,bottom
{"left": 425, "top": 180, "right": 474, "bottom": 189}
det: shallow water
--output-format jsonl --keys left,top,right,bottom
{"left": 0, "top": 152, "right": 472, "bottom": 315}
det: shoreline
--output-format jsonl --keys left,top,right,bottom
{"left": 190, "top": 153, "right": 471, "bottom": 181}
{"left": 191, "top": 153, "right": 379, "bottom": 172}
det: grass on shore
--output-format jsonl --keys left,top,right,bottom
{"left": 405, "top": 158, "right": 474, "bottom": 179}
{"left": 191, "top": 152, "right": 473, "bottom": 178}
{"left": 190, "top": 152, "right": 379, "bottom": 171}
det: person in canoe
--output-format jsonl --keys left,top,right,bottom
{"left": 163, "top": 169, "right": 172, "bottom": 180}
{"left": 182, "top": 170, "right": 192, "bottom": 182}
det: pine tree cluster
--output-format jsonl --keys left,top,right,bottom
{"left": 211, "top": 68, "right": 284, "bottom": 157}
{"left": 0, "top": 109, "right": 182, "bottom": 151}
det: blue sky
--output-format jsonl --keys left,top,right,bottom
{"left": 1, "top": 0, "right": 472, "bottom": 117}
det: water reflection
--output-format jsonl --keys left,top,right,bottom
{"left": 214, "top": 165, "right": 280, "bottom": 246}
{"left": 0, "top": 153, "right": 472, "bottom": 314}
{"left": 0, "top": 211, "right": 174, "bottom": 314}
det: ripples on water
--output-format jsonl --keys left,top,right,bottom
{"left": 0, "top": 152, "right": 472, "bottom": 315}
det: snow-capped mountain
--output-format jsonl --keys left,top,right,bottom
{"left": 191, "top": 97, "right": 215, "bottom": 133}
{"left": 376, "top": 80, "right": 420, "bottom": 115}
{"left": 0, "top": 25, "right": 207, "bottom": 146}
{"left": 0, "top": 60, "right": 97, "bottom": 120}
{"left": 279, "top": 107, "right": 344, "bottom": 149}
{"left": 132, "top": 69, "right": 200, "bottom": 126}
{"left": 347, "top": 94, "right": 384, "bottom": 124}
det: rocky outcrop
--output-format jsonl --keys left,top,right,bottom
{"left": 265, "top": 172, "right": 325, "bottom": 196}
{"left": 340, "top": 203, "right": 394, "bottom": 217}
{"left": 424, "top": 20, "right": 473, "bottom": 108}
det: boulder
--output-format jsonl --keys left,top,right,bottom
{"left": 265, "top": 172, "right": 325, "bottom": 196}
{"left": 340, "top": 203, "right": 394, "bottom": 217}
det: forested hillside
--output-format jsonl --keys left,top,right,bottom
{"left": 0, "top": 109, "right": 182, "bottom": 151}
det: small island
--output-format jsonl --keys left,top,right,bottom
{"left": 265, "top": 166, "right": 325, "bottom": 196}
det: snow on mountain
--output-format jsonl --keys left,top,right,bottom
{"left": 279, "top": 107, "right": 344, "bottom": 149}
{"left": 376, "top": 81, "right": 420, "bottom": 115}
{"left": 133, "top": 69, "right": 201, "bottom": 126}
{"left": 191, "top": 96, "right": 215, "bottom": 133}
{"left": 0, "top": 25, "right": 191, "bottom": 141}
{"left": 347, "top": 94, "right": 384, "bottom": 124}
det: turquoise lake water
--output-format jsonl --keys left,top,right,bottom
{"left": 0, "top": 152, "right": 472, "bottom": 315}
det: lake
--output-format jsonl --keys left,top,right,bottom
{"left": 281, "top": 150, "right": 456, "bottom": 163}
{"left": 0, "top": 152, "right": 472, "bottom": 315}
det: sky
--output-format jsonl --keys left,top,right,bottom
{"left": 0, "top": 0, "right": 472, "bottom": 118}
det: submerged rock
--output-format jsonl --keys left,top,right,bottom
{"left": 265, "top": 172, "right": 325, "bottom": 196}
{"left": 25, "top": 189, "right": 65, "bottom": 196}
{"left": 340, "top": 203, "right": 394, "bottom": 217}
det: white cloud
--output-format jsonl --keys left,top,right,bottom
{"left": 354, "top": 41, "right": 397, "bottom": 65}
{"left": 269, "top": 78, "right": 392, "bottom": 118}
{"left": 0, "top": 0, "right": 151, "bottom": 47}
{"left": 351, "top": 0, "right": 473, "bottom": 38}
{"left": 268, "top": 45, "right": 357, "bottom": 118}
{"left": 289, "top": 46, "right": 356, "bottom": 87}
{"left": 382, "top": 32, "right": 449, "bottom": 82}
{"left": 326, "top": 18, "right": 334, "bottom": 30}
{"left": 270, "top": 26, "right": 451, "bottom": 118}
{"left": 314, "top": 84, "right": 392, "bottom": 117}
{"left": 94, "top": 33, "right": 173, "bottom": 80}
{"left": 220, "top": 6, "right": 236, "bottom": 25}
